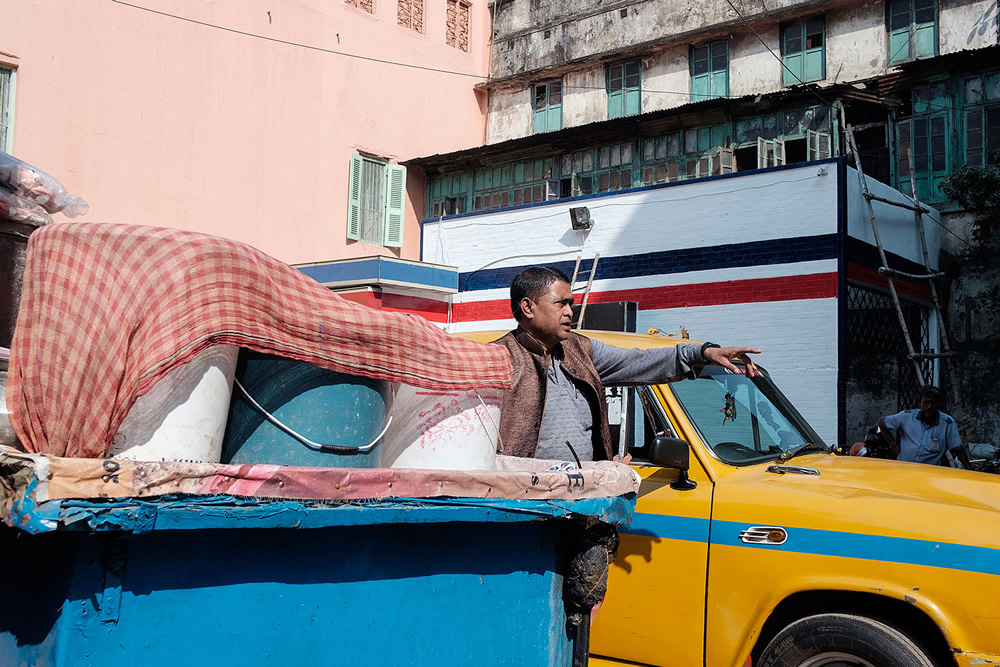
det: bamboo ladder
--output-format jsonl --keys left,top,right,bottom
{"left": 570, "top": 253, "right": 600, "bottom": 330}
{"left": 841, "top": 108, "right": 968, "bottom": 461}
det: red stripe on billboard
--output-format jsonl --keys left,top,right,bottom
{"left": 452, "top": 273, "right": 838, "bottom": 322}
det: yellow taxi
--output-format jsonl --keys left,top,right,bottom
{"left": 463, "top": 328, "right": 1000, "bottom": 667}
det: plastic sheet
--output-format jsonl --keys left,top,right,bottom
{"left": 0, "top": 187, "right": 53, "bottom": 226}
{"left": 0, "top": 152, "right": 88, "bottom": 217}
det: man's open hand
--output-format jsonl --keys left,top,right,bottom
{"left": 703, "top": 346, "right": 762, "bottom": 377}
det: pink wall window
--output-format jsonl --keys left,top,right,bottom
{"left": 398, "top": 0, "right": 424, "bottom": 32}
{"left": 446, "top": 0, "right": 470, "bottom": 52}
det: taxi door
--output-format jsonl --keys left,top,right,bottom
{"left": 589, "top": 386, "right": 713, "bottom": 666}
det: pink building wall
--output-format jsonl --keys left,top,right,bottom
{"left": 0, "top": 0, "right": 489, "bottom": 264}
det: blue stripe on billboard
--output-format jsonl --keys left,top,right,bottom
{"left": 459, "top": 234, "right": 839, "bottom": 292}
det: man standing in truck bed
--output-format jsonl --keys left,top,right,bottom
{"left": 493, "top": 266, "right": 762, "bottom": 464}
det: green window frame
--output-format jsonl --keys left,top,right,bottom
{"left": 781, "top": 17, "right": 825, "bottom": 86}
{"left": 563, "top": 142, "right": 636, "bottom": 195}
{"left": 887, "top": 0, "right": 936, "bottom": 66}
{"left": 690, "top": 41, "right": 729, "bottom": 102}
{"left": 897, "top": 114, "right": 948, "bottom": 202}
{"left": 532, "top": 79, "right": 563, "bottom": 134}
{"left": 346, "top": 154, "right": 406, "bottom": 247}
{"left": 469, "top": 158, "right": 558, "bottom": 212}
{"left": 428, "top": 173, "right": 471, "bottom": 218}
{"left": 965, "top": 105, "right": 1000, "bottom": 167}
{"left": 0, "top": 66, "right": 13, "bottom": 152}
{"left": 607, "top": 61, "right": 641, "bottom": 119}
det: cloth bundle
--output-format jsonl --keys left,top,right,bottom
{"left": 7, "top": 223, "right": 513, "bottom": 459}
{"left": 0, "top": 152, "right": 88, "bottom": 227}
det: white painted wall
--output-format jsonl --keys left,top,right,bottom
{"left": 641, "top": 45, "right": 691, "bottom": 113}
{"left": 487, "top": 83, "right": 532, "bottom": 144}
{"left": 563, "top": 67, "right": 608, "bottom": 129}
{"left": 826, "top": 1, "right": 889, "bottom": 82}
{"left": 940, "top": 0, "right": 1000, "bottom": 55}
{"left": 846, "top": 166, "right": 942, "bottom": 270}
{"left": 729, "top": 28, "right": 783, "bottom": 98}
{"left": 424, "top": 165, "right": 839, "bottom": 273}
{"left": 423, "top": 164, "right": 845, "bottom": 444}
{"left": 637, "top": 298, "right": 840, "bottom": 443}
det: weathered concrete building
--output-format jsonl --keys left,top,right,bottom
{"left": 407, "top": 0, "right": 999, "bottom": 446}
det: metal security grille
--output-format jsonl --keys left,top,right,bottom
{"left": 0, "top": 67, "right": 12, "bottom": 151}
{"left": 359, "top": 158, "right": 386, "bottom": 245}
{"left": 847, "top": 284, "right": 933, "bottom": 410}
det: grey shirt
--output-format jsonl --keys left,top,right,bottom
{"left": 535, "top": 340, "right": 706, "bottom": 462}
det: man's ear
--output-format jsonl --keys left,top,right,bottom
{"left": 520, "top": 297, "right": 535, "bottom": 320}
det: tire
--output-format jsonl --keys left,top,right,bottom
{"left": 757, "top": 613, "right": 935, "bottom": 667}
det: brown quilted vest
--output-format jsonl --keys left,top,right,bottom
{"left": 493, "top": 328, "right": 613, "bottom": 460}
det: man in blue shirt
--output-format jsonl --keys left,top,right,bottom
{"left": 880, "top": 386, "right": 970, "bottom": 468}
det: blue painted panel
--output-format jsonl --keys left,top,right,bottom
{"left": 297, "top": 258, "right": 458, "bottom": 291}
{"left": 12, "top": 495, "right": 635, "bottom": 535}
{"left": 297, "top": 258, "right": 382, "bottom": 285}
{"left": 376, "top": 259, "right": 459, "bottom": 290}
{"left": 6, "top": 521, "right": 577, "bottom": 666}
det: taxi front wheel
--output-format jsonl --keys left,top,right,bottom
{"left": 758, "top": 613, "right": 934, "bottom": 667}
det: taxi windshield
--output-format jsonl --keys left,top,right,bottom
{"left": 667, "top": 364, "right": 825, "bottom": 465}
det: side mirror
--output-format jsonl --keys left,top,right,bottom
{"left": 649, "top": 436, "right": 697, "bottom": 491}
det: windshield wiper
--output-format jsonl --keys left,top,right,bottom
{"left": 778, "top": 442, "right": 831, "bottom": 463}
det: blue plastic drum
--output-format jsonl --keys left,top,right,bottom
{"left": 221, "top": 351, "right": 391, "bottom": 467}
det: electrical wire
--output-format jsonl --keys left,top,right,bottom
{"left": 722, "top": 0, "right": 833, "bottom": 110}
{"left": 110, "top": 0, "right": 488, "bottom": 79}
{"left": 112, "top": 0, "right": 987, "bottom": 117}
{"left": 117, "top": 0, "right": 985, "bottom": 248}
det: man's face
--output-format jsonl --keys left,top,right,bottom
{"left": 919, "top": 396, "right": 940, "bottom": 420}
{"left": 520, "top": 280, "right": 574, "bottom": 351}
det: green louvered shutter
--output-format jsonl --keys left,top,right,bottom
{"left": 382, "top": 164, "right": 406, "bottom": 247}
{"left": 347, "top": 154, "right": 363, "bottom": 241}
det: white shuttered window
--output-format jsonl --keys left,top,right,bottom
{"left": 347, "top": 154, "right": 406, "bottom": 248}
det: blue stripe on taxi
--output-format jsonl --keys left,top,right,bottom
{"left": 624, "top": 513, "right": 1000, "bottom": 577}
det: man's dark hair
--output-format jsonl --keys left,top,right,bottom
{"left": 510, "top": 266, "right": 572, "bottom": 321}
{"left": 919, "top": 385, "right": 943, "bottom": 402}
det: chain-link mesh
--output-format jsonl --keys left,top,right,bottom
{"left": 847, "top": 284, "right": 933, "bottom": 411}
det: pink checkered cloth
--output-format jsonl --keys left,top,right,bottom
{"left": 6, "top": 223, "right": 513, "bottom": 458}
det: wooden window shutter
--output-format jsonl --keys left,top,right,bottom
{"left": 720, "top": 147, "right": 736, "bottom": 173}
{"left": 382, "top": 164, "right": 406, "bottom": 247}
{"left": 347, "top": 154, "right": 363, "bottom": 241}
{"left": 757, "top": 137, "right": 769, "bottom": 168}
